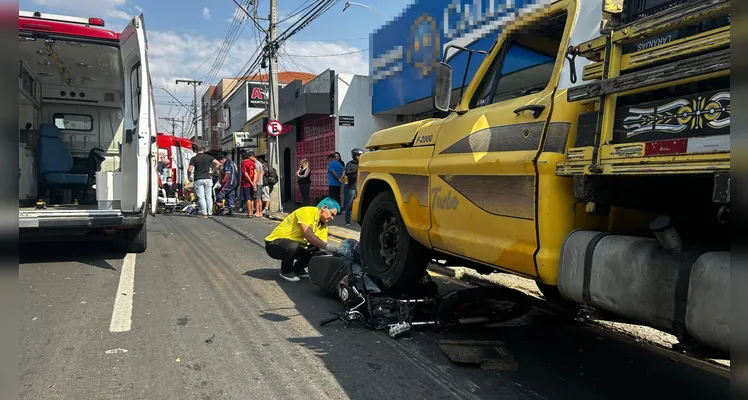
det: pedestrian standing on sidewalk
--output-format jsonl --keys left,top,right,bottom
{"left": 237, "top": 151, "right": 247, "bottom": 213}
{"left": 252, "top": 153, "right": 265, "bottom": 218}
{"left": 240, "top": 151, "right": 258, "bottom": 217}
{"left": 327, "top": 153, "right": 344, "bottom": 205}
{"left": 264, "top": 197, "right": 341, "bottom": 282}
{"left": 188, "top": 146, "right": 221, "bottom": 218}
{"left": 216, "top": 152, "right": 238, "bottom": 215}
{"left": 259, "top": 157, "right": 278, "bottom": 215}
{"left": 343, "top": 148, "right": 363, "bottom": 226}
{"left": 297, "top": 158, "right": 312, "bottom": 206}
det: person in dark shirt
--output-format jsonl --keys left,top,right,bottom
{"left": 343, "top": 148, "right": 362, "bottom": 226}
{"left": 215, "top": 152, "right": 238, "bottom": 215}
{"left": 327, "top": 153, "right": 344, "bottom": 205}
{"left": 188, "top": 146, "right": 220, "bottom": 218}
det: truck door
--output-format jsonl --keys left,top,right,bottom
{"left": 120, "top": 14, "right": 158, "bottom": 215}
{"left": 428, "top": 4, "right": 571, "bottom": 278}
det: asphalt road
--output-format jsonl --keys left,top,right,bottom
{"left": 19, "top": 214, "right": 730, "bottom": 400}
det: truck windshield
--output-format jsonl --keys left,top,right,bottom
{"left": 471, "top": 11, "right": 566, "bottom": 108}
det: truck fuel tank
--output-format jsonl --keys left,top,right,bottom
{"left": 557, "top": 230, "right": 729, "bottom": 354}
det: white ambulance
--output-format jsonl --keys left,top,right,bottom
{"left": 18, "top": 11, "right": 158, "bottom": 252}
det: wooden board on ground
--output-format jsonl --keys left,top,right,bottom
{"left": 438, "top": 339, "right": 518, "bottom": 371}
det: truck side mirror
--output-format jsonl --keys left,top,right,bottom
{"left": 434, "top": 62, "right": 453, "bottom": 112}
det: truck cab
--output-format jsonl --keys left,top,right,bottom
{"left": 354, "top": 0, "right": 729, "bottom": 356}
{"left": 18, "top": 11, "right": 158, "bottom": 252}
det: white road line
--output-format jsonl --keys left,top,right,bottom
{"left": 109, "top": 253, "right": 136, "bottom": 333}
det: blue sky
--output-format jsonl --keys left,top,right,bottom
{"left": 20, "top": 0, "right": 414, "bottom": 135}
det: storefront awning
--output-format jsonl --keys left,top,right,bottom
{"left": 279, "top": 93, "right": 332, "bottom": 124}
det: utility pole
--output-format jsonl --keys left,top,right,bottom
{"left": 159, "top": 117, "right": 185, "bottom": 137}
{"left": 175, "top": 79, "right": 203, "bottom": 146}
{"left": 266, "top": 0, "right": 282, "bottom": 213}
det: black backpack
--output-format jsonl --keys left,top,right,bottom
{"left": 266, "top": 165, "right": 278, "bottom": 185}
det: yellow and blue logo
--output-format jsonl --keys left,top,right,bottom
{"left": 406, "top": 13, "right": 440, "bottom": 78}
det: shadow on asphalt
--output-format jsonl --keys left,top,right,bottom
{"left": 19, "top": 240, "right": 124, "bottom": 270}
{"left": 272, "top": 279, "right": 730, "bottom": 400}
{"left": 242, "top": 268, "right": 278, "bottom": 281}
{"left": 203, "top": 215, "right": 730, "bottom": 399}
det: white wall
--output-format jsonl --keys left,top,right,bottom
{"left": 335, "top": 74, "right": 399, "bottom": 158}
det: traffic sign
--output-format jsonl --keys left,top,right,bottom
{"left": 266, "top": 120, "right": 284, "bottom": 137}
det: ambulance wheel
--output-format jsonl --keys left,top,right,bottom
{"left": 124, "top": 219, "right": 147, "bottom": 253}
{"left": 360, "top": 191, "right": 427, "bottom": 293}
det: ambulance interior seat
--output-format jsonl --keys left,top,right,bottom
{"left": 38, "top": 123, "right": 89, "bottom": 191}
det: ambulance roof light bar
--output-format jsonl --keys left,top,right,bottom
{"left": 19, "top": 11, "right": 106, "bottom": 27}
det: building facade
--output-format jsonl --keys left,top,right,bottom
{"left": 199, "top": 72, "right": 315, "bottom": 153}
{"left": 370, "top": 0, "right": 546, "bottom": 117}
{"left": 277, "top": 70, "right": 398, "bottom": 204}
{"left": 200, "top": 85, "right": 217, "bottom": 147}
{"left": 220, "top": 81, "right": 276, "bottom": 151}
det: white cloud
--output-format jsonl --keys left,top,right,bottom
{"left": 134, "top": 5, "right": 143, "bottom": 13}
{"left": 31, "top": 0, "right": 132, "bottom": 20}
{"left": 202, "top": 7, "right": 211, "bottom": 21}
{"left": 146, "top": 30, "right": 368, "bottom": 132}
{"left": 227, "top": 8, "right": 248, "bottom": 24}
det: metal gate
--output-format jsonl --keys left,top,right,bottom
{"left": 295, "top": 117, "right": 335, "bottom": 203}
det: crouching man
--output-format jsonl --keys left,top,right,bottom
{"left": 265, "top": 198, "right": 341, "bottom": 282}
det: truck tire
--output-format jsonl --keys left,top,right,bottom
{"left": 125, "top": 219, "right": 147, "bottom": 253}
{"left": 360, "top": 191, "right": 428, "bottom": 293}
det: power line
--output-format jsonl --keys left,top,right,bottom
{"left": 292, "top": 36, "right": 368, "bottom": 42}
{"left": 195, "top": 0, "right": 271, "bottom": 119}
{"left": 277, "top": 0, "right": 334, "bottom": 41}
{"left": 196, "top": 0, "right": 253, "bottom": 98}
{"left": 278, "top": 0, "right": 341, "bottom": 44}
{"left": 278, "top": 0, "right": 317, "bottom": 23}
{"left": 286, "top": 48, "right": 367, "bottom": 57}
{"left": 280, "top": 48, "right": 316, "bottom": 73}
{"left": 191, "top": 0, "right": 342, "bottom": 130}
{"left": 192, "top": 43, "right": 266, "bottom": 123}
{"left": 184, "top": 45, "right": 224, "bottom": 78}
{"left": 231, "top": 0, "right": 267, "bottom": 33}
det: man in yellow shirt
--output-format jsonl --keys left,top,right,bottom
{"left": 265, "top": 197, "right": 341, "bottom": 282}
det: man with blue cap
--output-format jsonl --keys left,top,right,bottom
{"left": 265, "top": 197, "right": 341, "bottom": 282}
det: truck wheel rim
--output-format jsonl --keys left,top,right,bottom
{"left": 379, "top": 216, "right": 399, "bottom": 267}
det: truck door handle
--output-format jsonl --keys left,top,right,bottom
{"left": 513, "top": 104, "right": 546, "bottom": 119}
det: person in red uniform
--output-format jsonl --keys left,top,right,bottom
{"left": 240, "top": 151, "right": 258, "bottom": 217}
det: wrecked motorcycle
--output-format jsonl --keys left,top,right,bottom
{"left": 308, "top": 241, "right": 530, "bottom": 338}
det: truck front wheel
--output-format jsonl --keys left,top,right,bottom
{"left": 124, "top": 219, "right": 147, "bottom": 253}
{"left": 360, "top": 191, "right": 427, "bottom": 293}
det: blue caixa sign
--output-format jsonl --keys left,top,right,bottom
{"left": 370, "top": 0, "right": 549, "bottom": 114}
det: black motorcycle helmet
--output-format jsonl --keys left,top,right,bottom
{"left": 351, "top": 148, "right": 364, "bottom": 158}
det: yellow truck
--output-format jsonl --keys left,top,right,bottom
{"left": 353, "top": 0, "right": 729, "bottom": 356}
